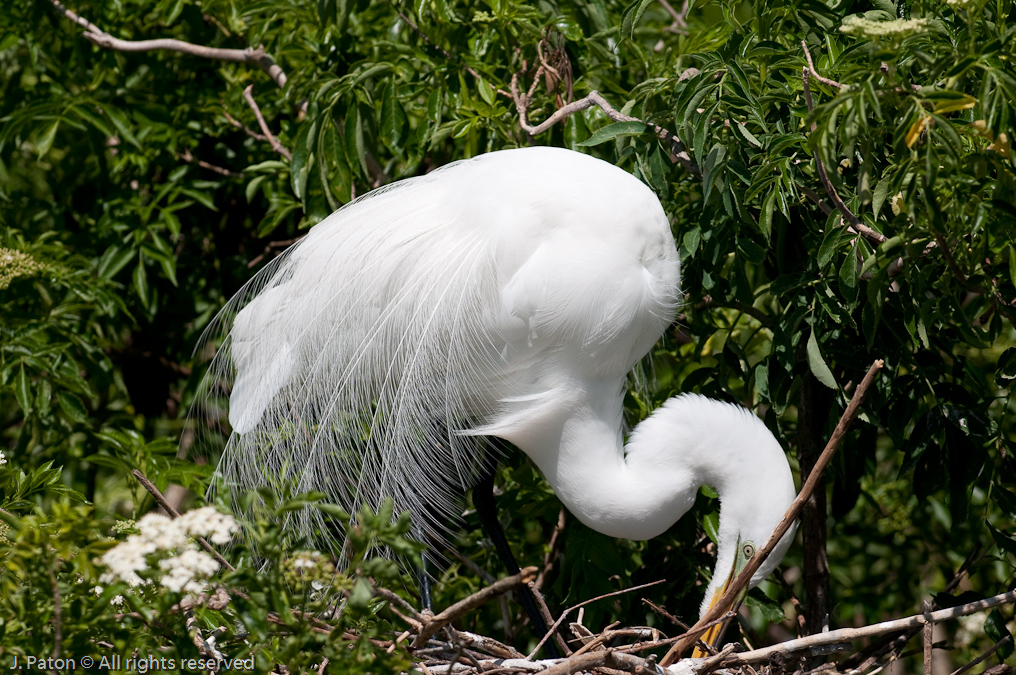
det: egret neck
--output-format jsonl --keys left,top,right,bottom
{"left": 498, "top": 381, "right": 798, "bottom": 630}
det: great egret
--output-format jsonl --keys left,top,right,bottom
{"left": 202, "top": 146, "right": 797, "bottom": 653}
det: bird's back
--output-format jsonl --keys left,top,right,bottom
{"left": 200, "top": 147, "right": 680, "bottom": 551}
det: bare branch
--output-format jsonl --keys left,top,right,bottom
{"left": 412, "top": 567, "right": 538, "bottom": 648}
{"left": 131, "top": 469, "right": 236, "bottom": 573}
{"left": 922, "top": 600, "right": 933, "bottom": 675}
{"left": 242, "top": 85, "right": 292, "bottom": 161}
{"left": 725, "top": 590, "right": 1016, "bottom": 666}
{"left": 662, "top": 359, "right": 885, "bottom": 664}
{"left": 47, "top": 0, "right": 287, "bottom": 88}
{"left": 528, "top": 580, "right": 666, "bottom": 659}
{"left": 802, "top": 67, "right": 887, "bottom": 247}
{"left": 223, "top": 107, "right": 268, "bottom": 141}
{"left": 801, "top": 41, "right": 843, "bottom": 90}
{"left": 508, "top": 73, "right": 697, "bottom": 175}
{"left": 178, "top": 149, "right": 238, "bottom": 177}
{"left": 949, "top": 635, "right": 1013, "bottom": 675}
{"left": 659, "top": 0, "right": 690, "bottom": 33}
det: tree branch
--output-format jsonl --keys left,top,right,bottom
{"left": 802, "top": 67, "right": 887, "bottom": 247}
{"left": 507, "top": 73, "right": 697, "bottom": 175}
{"left": 47, "top": 0, "right": 287, "bottom": 88}
{"left": 725, "top": 590, "right": 1016, "bottom": 666}
{"left": 411, "top": 567, "right": 538, "bottom": 648}
{"left": 662, "top": 359, "right": 885, "bottom": 665}
{"left": 131, "top": 469, "right": 236, "bottom": 573}
{"left": 242, "top": 85, "right": 292, "bottom": 161}
{"left": 801, "top": 41, "right": 843, "bottom": 90}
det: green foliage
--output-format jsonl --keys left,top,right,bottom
{"left": 1, "top": 0, "right": 1014, "bottom": 668}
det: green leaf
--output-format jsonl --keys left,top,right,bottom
{"left": 15, "top": 365, "right": 31, "bottom": 415}
{"left": 987, "top": 521, "right": 1016, "bottom": 558}
{"left": 246, "top": 175, "right": 269, "bottom": 203}
{"left": 57, "top": 392, "right": 88, "bottom": 424}
{"left": 133, "top": 256, "right": 149, "bottom": 309}
{"left": 994, "top": 485, "right": 1016, "bottom": 521}
{"left": 380, "top": 83, "right": 408, "bottom": 151}
{"left": 104, "top": 104, "right": 141, "bottom": 149}
{"left": 759, "top": 191, "right": 776, "bottom": 242}
{"left": 737, "top": 237, "right": 766, "bottom": 264}
{"left": 984, "top": 609, "right": 1015, "bottom": 660}
{"left": 620, "top": 0, "right": 654, "bottom": 39}
{"left": 996, "top": 348, "right": 1016, "bottom": 385}
{"left": 35, "top": 119, "right": 59, "bottom": 158}
{"left": 577, "top": 121, "right": 647, "bottom": 147}
{"left": 807, "top": 329, "right": 838, "bottom": 389}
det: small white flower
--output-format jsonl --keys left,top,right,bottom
{"left": 0, "top": 450, "right": 7, "bottom": 465}
{"left": 840, "top": 15, "right": 931, "bottom": 38}
{"left": 110, "top": 595, "right": 124, "bottom": 606}
{"left": 92, "top": 585, "right": 103, "bottom": 596}
{"left": 158, "top": 549, "right": 219, "bottom": 594}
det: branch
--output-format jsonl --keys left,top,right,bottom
{"left": 242, "top": 85, "right": 292, "bottom": 161}
{"left": 659, "top": 0, "right": 690, "bottom": 33}
{"left": 529, "top": 580, "right": 666, "bottom": 659}
{"left": 178, "top": 149, "right": 239, "bottom": 177}
{"left": 47, "top": 0, "right": 287, "bottom": 88}
{"left": 801, "top": 41, "right": 843, "bottom": 90}
{"left": 661, "top": 359, "right": 885, "bottom": 665}
{"left": 949, "top": 635, "right": 1013, "bottom": 675}
{"left": 222, "top": 107, "right": 268, "bottom": 141}
{"left": 131, "top": 469, "right": 236, "bottom": 573}
{"left": 725, "top": 590, "right": 1016, "bottom": 665}
{"left": 507, "top": 73, "right": 697, "bottom": 175}
{"left": 802, "top": 67, "right": 887, "bottom": 247}
{"left": 411, "top": 567, "right": 538, "bottom": 648}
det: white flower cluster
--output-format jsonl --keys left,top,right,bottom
{"left": 944, "top": 0, "right": 973, "bottom": 8}
{"left": 99, "top": 507, "right": 237, "bottom": 594}
{"left": 840, "top": 15, "right": 931, "bottom": 38}
{"left": 0, "top": 450, "right": 7, "bottom": 465}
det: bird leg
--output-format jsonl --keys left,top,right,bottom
{"left": 472, "top": 470, "right": 561, "bottom": 659}
{"left": 419, "top": 553, "right": 433, "bottom": 612}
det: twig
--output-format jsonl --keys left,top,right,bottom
{"left": 222, "top": 107, "right": 268, "bottom": 141}
{"left": 528, "top": 580, "right": 666, "bottom": 659}
{"left": 922, "top": 600, "right": 933, "bottom": 675}
{"left": 658, "top": 0, "right": 690, "bottom": 33}
{"left": 948, "top": 635, "right": 1012, "bottom": 675}
{"left": 725, "top": 590, "right": 1016, "bottom": 665}
{"left": 507, "top": 73, "right": 697, "bottom": 175}
{"left": 394, "top": 9, "right": 481, "bottom": 80}
{"left": 374, "top": 586, "right": 424, "bottom": 631}
{"left": 178, "top": 149, "right": 238, "bottom": 177}
{"left": 242, "top": 85, "right": 292, "bottom": 161}
{"left": 662, "top": 359, "right": 885, "bottom": 664}
{"left": 131, "top": 469, "right": 236, "bottom": 573}
{"left": 535, "top": 507, "right": 567, "bottom": 590}
{"left": 47, "top": 0, "right": 287, "bottom": 88}
{"left": 802, "top": 67, "right": 887, "bottom": 247}
{"left": 247, "top": 238, "right": 301, "bottom": 269}
{"left": 530, "top": 581, "right": 572, "bottom": 656}
{"left": 801, "top": 41, "right": 843, "bottom": 90}
{"left": 412, "top": 567, "right": 538, "bottom": 648}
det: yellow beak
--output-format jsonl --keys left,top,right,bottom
{"left": 690, "top": 565, "right": 741, "bottom": 657}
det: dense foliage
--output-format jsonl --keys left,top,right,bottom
{"left": 1, "top": 0, "right": 1014, "bottom": 670}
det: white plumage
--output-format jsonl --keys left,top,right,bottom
{"left": 201, "top": 146, "right": 796, "bottom": 619}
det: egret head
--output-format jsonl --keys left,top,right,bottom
{"left": 692, "top": 456, "right": 798, "bottom": 656}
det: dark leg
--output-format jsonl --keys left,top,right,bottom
{"left": 473, "top": 470, "right": 560, "bottom": 659}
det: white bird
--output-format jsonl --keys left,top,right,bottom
{"left": 201, "top": 146, "right": 797, "bottom": 649}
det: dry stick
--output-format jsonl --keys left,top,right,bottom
{"left": 178, "top": 148, "right": 238, "bottom": 177}
{"left": 530, "top": 581, "right": 573, "bottom": 656}
{"left": 528, "top": 580, "right": 666, "bottom": 660}
{"left": 948, "top": 635, "right": 1012, "bottom": 675}
{"left": 661, "top": 359, "right": 885, "bottom": 666}
{"left": 131, "top": 469, "right": 236, "bottom": 573}
{"left": 222, "top": 107, "right": 268, "bottom": 140}
{"left": 801, "top": 41, "right": 843, "bottom": 90}
{"left": 658, "top": 0, "right": 691, "bottom": 33}
{"left": 725, "top": 590, "right": 1016, "bottom": 666}
{"left": 242, "top": 85, "right": 293, "bottom": 161}
{"left": 412, "top": 567, "right": 539, "bottom": 648}
{"left": 47, "top": 0, "right": 287, "bottom": 88}
{"left": 507, "top": 73, "right": 697, "bottom": 176}
{"left": 801, "top": 68, "right": 887, "bottom": 247}
{"left": 922, "top": 600, "right": 933, "bottom": 675}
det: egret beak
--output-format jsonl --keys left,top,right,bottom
{"left": 691, "top": 538, "right": 754, "bottom": 658}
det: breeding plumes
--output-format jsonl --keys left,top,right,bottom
{"left": 197, "top": 147, "right": 797, "bottom": 646}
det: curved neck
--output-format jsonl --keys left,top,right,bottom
{"left": 502, "top": 385, "right": 796, "bottom": 616}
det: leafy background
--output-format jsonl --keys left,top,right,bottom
{"left": 1, "top": 0, "right": 1014, "bottom": 670}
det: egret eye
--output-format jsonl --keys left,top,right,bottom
{"left": 742, "top": 543, "right": 755, "bottom": 558}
